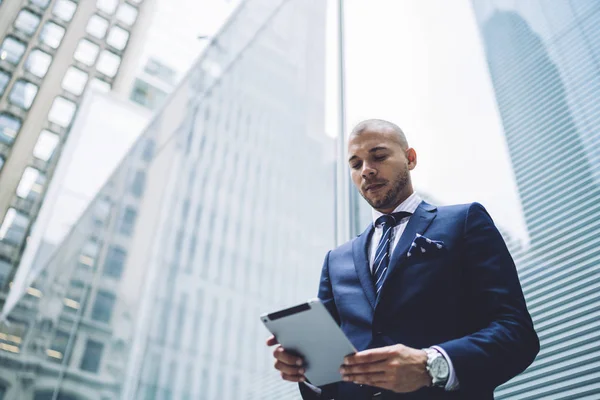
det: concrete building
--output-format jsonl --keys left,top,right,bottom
{"left": 472, "top": 1, "right": 600, "bottom": 398}
{"left": 0, "top": 0, "right": 156, "bottom": 304}
{"left": 0, "top": 0, "right": 330, "bottom": 398}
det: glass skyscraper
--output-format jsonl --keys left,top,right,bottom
{"left": 472, "top": 1, "right": 600, "bottom": 398}
{"left": 0, "top": 0, "right": 330, "bottom": 398}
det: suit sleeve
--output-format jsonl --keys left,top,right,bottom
{"left": 437, "top": 203, "right": 539, "bottom": 392}
{"left": 298, "top": 250, "right": 339, "bottom": 400}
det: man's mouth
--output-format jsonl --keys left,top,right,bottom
{"left": 364, "top": 183, "right": 386, "bottom": 192}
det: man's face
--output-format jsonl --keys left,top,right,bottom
{"left": 348, "top": 129, "right": 416, "bottom": 213}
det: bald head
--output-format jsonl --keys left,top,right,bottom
{"left": 350, "top": 119, "right": 409, "bottom": 149}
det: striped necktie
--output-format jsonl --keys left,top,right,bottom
{"left": 373, "top": 211, "right": 412, "bottom": 295}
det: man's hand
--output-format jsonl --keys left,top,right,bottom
{"left": 266, "top": 335, "right": 307, "bottom": 383}
{"left": 340, "top": 344, "right": 431, "bottom": 393}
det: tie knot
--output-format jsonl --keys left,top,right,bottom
{"left": 375, "top": 211, "right": 412, "bottom": 228}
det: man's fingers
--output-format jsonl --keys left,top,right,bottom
{"left": 342, "top": 371, "right": 386, "bottom": 383}
{"left": 273, "top": 346, "right": 304, "bottom": 366}
{"left": 280, "top": 372, "right": 306, "bottom": 383}
{"left": 340, "top": 359, "right": 387, "bottom": 375}
{"left": 344, "top": 347, "right": 390, "bottom": 365}
{"left": 275, "top": 360, "right": 305, "bottom": 376}
{"left": 266, "top": 335, "right": 278, "bottom": 346}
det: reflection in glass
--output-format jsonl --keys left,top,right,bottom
{"left": 0, "top": 69, "right": 10, "bottom": 95}
{"left": 86, "top": 14, "right": 109, "bottom": 39}
{"left": 39, "top": 21, "right": 65, "bottom": 49}
{"left": 96, "top": 0, "right": 118, "bottom": 14}
{"left": 33, "top": 130, "right": 60, "bottom": 161}
{"left": 48, "top": 96, "right": 76, "bottom": 127}
{"left": 9, "top": 79, "right": 39, "bottom": 110}
{"left": 62, "top": 66, "right": 88, "bottom": 95}
{"left": 0, "top": 259, "right": 11, "bottom": 288}
{"left": 14, "top": 9, "right": 41, "bottom": 36}
{"left": 73, "top": 39, "right": 99, "bottom": 66}
{"left": 116, "top": 3, "right": 138, "bottom": 26}
{"left": 0, "top": 156, "right": 4, "bottom": 172}
{"left": 96, "top": 50, "right": 121, "bottom": 77}
{"left": 24, "top": 49, "right": 52, "bottom": 78}
{"left": 0, "top": 113, "right": 22, "bottom": 144}
{"left": 0, "top": 36, "right": 27, "bottom": 64}
{"left": 0, "top": 208, "right": 30, "bottom": 245}
{"left": 52, "top": 0, "right": 77, "bottom": 22}
{"left": 106, "top": 26, "right": 129, "bottom": 51}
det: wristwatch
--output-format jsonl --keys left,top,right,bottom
{"left": 422, "top": 348, "right": 449, "bottom": 387}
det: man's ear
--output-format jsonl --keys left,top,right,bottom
{"left": 407, "top": 148, "right": 417, "bottom": 170}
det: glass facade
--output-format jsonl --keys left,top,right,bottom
{"left": 0, "top": 1, "right": 330, "bottom": 399}
{"left": 472, "top": 1, "right": 600, "bottom": 398}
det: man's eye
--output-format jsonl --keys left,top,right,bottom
{"left": 351, "top": 162, "right": 362, "bottom": 169}
{"left": 374, "top": 155, "right": 387, "bottom": 161}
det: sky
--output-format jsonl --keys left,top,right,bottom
{"left": 325, "top": 0, "right": 529, "bottom": 243}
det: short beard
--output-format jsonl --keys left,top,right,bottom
{"left": 362, "top": 169, "right": 409, "bottom": 211}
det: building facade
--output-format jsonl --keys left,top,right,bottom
{"left": 0, "top": 0, "right": 331, "bottom": 398}
{"left": 0, "top": 0, "right": 155, "bottom": 304}
{"left": 472, "top": 1, "right": 600, "bottom": 398}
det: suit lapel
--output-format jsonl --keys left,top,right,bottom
{"left": 376, "top": 201, "right": 437, "bottom": 307}
{"left": 352, "top": 223, "right": 377, "bottom": 309}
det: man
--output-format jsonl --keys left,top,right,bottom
{"left": 267, "top": 119, "right": 539, "bottom": 399}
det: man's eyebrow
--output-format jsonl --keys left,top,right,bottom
{"left": 348, "top": 146, "right": 390, "bottom": 163}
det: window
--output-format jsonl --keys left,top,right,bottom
{"left": 96, "top": 0, "right": 118, "bottom": 14}
{"left": 48, "top": 96, "right": 76, "bottom": 127}
{"left": 33, "top": 130, "right": 59, "bottom": 161}
{"left": 0, "top": 70, "right": 9, "bottom": 95}
{"left": 39, "top": 22, "right": 65, "bottom": 49}
{"left": 30, "top": 0, "right": 51, "bottom": 8}
{"left": 130, "top": 170, "right": 146, "bottom": 197}
{"left": 130, "top": 78, "right": 167, "bottom": 110}
{"left": 0, "top": 113, "right": 22, "bottom": 144}
{"left": 0, "top": 208, "right": 30, "bottom": 245}
{"left": 47, "top": 330, "right": 70, "bottom": 362}
{"left": 116, "top": 3, "right": 138, "bottom": 25}
{"left": 52, "top": 0, "right": 77, "bottom": 22}
{"left": 24, "top": 49, "right": 52, "bottom": 78}
{"left": 142, "top": 138, "right": 155, "bottom": 161}
{"left": 14, "top": 9, "right": 41, "bottom": 36}
{"left": 0, "top": 156, "right": 4, "bottom": 172}
{"left": 0, "top": 259, "right": 11, "bottom": 289}
{"left": 80, "top": 339, "right": 103, "bottom": 372}
{"left": 9, "top": 80, "right": 38, "bottom": 110}
{"left": 62, "top": 66, "right": 88, "bottom": 95}
{"left": 91, "top": 290, "right": 115, "bottom": 323}
{"left": 96, "top": 50, "right": 120, "bottom": 77}
{"left": 0, "top": 37, "right": 27, "bottom": 65}
{"left": 106, "top": 26, "right": 129, "bottom": 51}
{"left": 87, "top": 78, "right": 111, "bottom": 93}
{"left": 86, "top": 14, "right": 109, "bottom": 39}
{"left": 16, "top": 167, "right": 45, "bottom": 199}
{"left": 144, "top": 58, "right": 176, "bottom": 85}
{"left": 119, "top": 206, "right": 137, "bottom": 235}
{"left": 104, "top": 246, "right": 126, "bottom": 278}
{"left": 74, "top": 39, "right": 99, "bottom": 66}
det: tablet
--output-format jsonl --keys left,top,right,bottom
{"left": 261, "top": 298, "right": 357, "bottom": 386}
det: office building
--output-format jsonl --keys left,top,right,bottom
{"left": 0, "top": 0, "right": 156, "bottom": 308}
{"left": 472, "top": 1, "right": 600, "bottom": 398}
{"left": 0, "top": 0, "right": 330, "bottom": 398}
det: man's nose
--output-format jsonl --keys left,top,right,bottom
{"left": 362, "top": 163, "right": 376, "bottom": 178}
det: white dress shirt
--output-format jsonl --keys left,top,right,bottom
{"left": 369, "top": 192, "right": 458, "bottom": 391}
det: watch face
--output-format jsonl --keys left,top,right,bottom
{"left": 431, "top": 357, "right": 449, "bottom": 380}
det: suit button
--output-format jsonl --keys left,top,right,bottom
{"left": 376, "top": 331, "right": 383, "bottom": 335}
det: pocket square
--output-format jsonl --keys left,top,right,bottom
{"left": 407, "top": 233, "right": 445, "bottom": 258}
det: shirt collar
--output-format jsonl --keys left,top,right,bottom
{"left": 372, "top": 192, "right": 422, "bottom": 227}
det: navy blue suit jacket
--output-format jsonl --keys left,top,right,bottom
{"left": 300, "top": 201, "right": 539, "bottom": 400}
